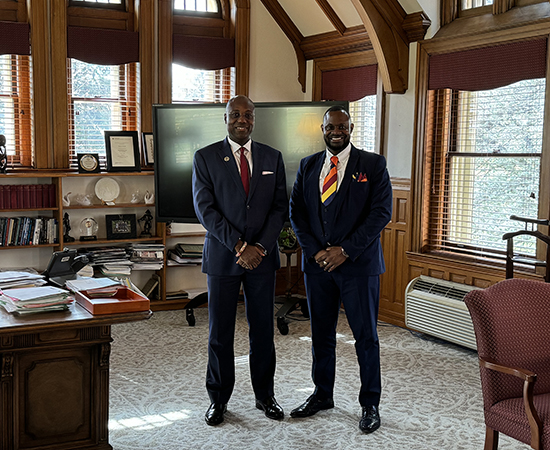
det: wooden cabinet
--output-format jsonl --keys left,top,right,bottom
{"left": 0, "top": 171, "right": 203, "bottom": 311}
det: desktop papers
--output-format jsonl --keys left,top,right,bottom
{"left": 0, "top": 285, "right": 72, "bottom": 314}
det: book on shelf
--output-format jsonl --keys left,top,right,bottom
{"left": 166, "top": 289, "right": 188, "bottom": 300}
{"left": 141, "top": 274, "right": 160, "bottom": 299}
{"left": 174, "top": 243, "right": 203, "bottom": 258}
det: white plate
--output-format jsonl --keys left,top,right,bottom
{"left": 95, "top": 178, "right": 120, "bottom": 203}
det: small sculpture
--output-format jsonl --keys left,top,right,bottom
{"left": 0, "top": 134, "right": 7, "bottom": 174}
{"left": 144, "top": 190, "right": 155, "bottom": 205}
{"left": 62, "top": 192, "right": 72, "bottom": 207}
{"left": 130, "top": 191, "right": 141, "bottom": 203}
{"left": 75, "top": 194, "right": 93, "bottom": 206}
{"left": 63, "top": 212, "right": 75, "bottom": 242}
{"left": 138, "top": 209, "right": 154, "bottom": 237}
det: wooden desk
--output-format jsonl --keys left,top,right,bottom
{"left": 0, "top": 304, "right": 152, "bottom": 450}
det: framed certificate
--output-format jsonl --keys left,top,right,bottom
{"left": 104, "top": 130, "right": 141, "bottom": 172}
{"left": 142, "top": 132, "right": 154, "bottom": 165}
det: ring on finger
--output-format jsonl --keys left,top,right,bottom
{"left": 323, "top": 261, "right": 327, "bottom": 266}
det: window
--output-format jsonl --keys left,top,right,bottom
{"left": 426, "top": 78, "right": 545, "bottom": 260}
{"left": 461, "top": 0, "right": 493, "bottom": 10}
{"left": 68, "top": 59, "right": 139, "bottom": 166}
{"left": 172, "top": 64, "right": 234, "bottom": 103}
{"left": 69, "top": 0, "right": 124, "bottom": 8}
{"left": 349, "top": 95, "right": 377, "bottom": 153}
{"left": 174, "top": 0, "right": 219, "bottom": 14}
{"left": 0, "top": 54, "right": 33, "bottom": 167}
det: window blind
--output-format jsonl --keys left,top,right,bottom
{"left": 68, "top": 59, "right": 140, "bottom": 168}
{"left": 426, "top": 79, "right": 545, "bottom": 260}
{"left": 349, "top": 95, "right": 377, "bottom": 153}
{"left": 172, "top": 64, "right": 235, "bottom": 103}
{"left": 321, "top": 65, "right": 378, "bottom": 102}
{"left": 0, "top": 54, "right": 33, "bottom": 168}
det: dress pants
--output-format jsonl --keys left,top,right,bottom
{"left": 206, "top": 271, "right": 276, "bottom": 404}
{"left": 304, "top": 271, "right": 381, "bottom": 407}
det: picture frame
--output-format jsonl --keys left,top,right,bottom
{"left": 104, "top": 130, "right": 141, "bottom": 172}
{"left": 77, "top": 153, "right": 100, "bottom": 173}
{"left": 105, "top": 214, "right": 137, "bottom": 240}
{"left": 142, "top": 132, "right": 154, "bottom": 165}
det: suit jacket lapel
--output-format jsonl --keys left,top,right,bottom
{"left": 306, "top": 152, "right": 325, "bottom": 221}
{"left": 218, "top": 138, "right": 247, "bottom": 199}
{"left": 248, "top": 141, "right": 264, "bottom": 199}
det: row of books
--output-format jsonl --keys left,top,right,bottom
{"left": 168, "top": 243, "right": 203, "bottom": 265}
{"left": 0, "top": 184, "right": 56, "bottom": 210}
{"left": 0, "top": 217, "right": 59, "bottom": 247}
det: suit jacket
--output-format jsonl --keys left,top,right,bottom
{"left": 290, "top": 145, "right": 392, "bottom": 277}
{"left": 193, "top": 137, "right": 288, "bottom": 276}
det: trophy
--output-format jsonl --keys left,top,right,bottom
{"left": 79, "top": 217, "right": 98, "bottom": 241}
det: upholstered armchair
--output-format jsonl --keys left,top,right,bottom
{"left": 464, "top": 279, "right": 550, "bottom": 449}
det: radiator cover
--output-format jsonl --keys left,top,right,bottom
{"left": 405, "top": 276, "right": 481, "bottom": 350}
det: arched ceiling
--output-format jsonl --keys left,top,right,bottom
{"left": 258, "top": 0, "right": 431, "bottom": 94}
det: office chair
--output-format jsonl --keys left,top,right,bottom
{"left": 464, "top": 279, "right": 550, "bottom": 449}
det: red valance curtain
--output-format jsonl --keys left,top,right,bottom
{"left": 68, "top": 26, "right": 139, "bottom": 65}
{"left": 0, "top": 21, "right": 30, "bottom": 56}
{"left": 429, "top": 38, "right": 547, "bottom": 91}
{"left": 173, "top": 34, "right": 235, "bottom": 70}
{"left": 321, "top": 64, "right": 378, "bottom": 101}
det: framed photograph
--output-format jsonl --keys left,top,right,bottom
{"left": 104, "top": 130, "right": 141, "bottom": 172}
{"left": 77, "top": 153, "right": 100, "bottom": 173}
{"left": 105, "top": 214, "right": 137, "bottom": 240}
{"left": 142, "top": 132, "right": 154, "bottom": 165}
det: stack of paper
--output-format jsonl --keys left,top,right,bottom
{"left": 0, "top": 285, "right": 72, "bottom": 315}
{"left": 168, "top": 243, "right": 203, "bottom": 265}
{"left": 128, "top": 243, "right": 165, "bottom": 270}
{"left": 66, "top": 277, "right": 121, "bottom": 293}
{"left": 0, "top": 270, "right": 47, "bottom": 290}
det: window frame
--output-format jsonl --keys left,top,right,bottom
{"left": 68, "top": 0, "right": 126, "bottom": 11}
{"left": 173, "top": 0, "right": 222, "bottom": 19}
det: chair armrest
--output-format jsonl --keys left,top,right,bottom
{"left": 479, "top": 356, "right": 542, "bottom": 448}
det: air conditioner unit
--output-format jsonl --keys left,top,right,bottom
{"left": 405, "top": 275, "right": 481, "bottom": 350}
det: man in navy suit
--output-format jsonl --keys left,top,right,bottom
{"left": 289, "top": 106, "right": 392, "bottom": 434}
{"left": 192, "top": 95, "right": 288, "bottom": 426}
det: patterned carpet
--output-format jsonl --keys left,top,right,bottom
{"left": 108, "top": 306, "right": 530, "bottom": 450}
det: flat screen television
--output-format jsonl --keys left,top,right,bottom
{"left": 152, "top": 101, "right": 349, "bottom": 223}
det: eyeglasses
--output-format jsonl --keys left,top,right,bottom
{"left": 228, "top": 111, "right": 255, "bottom": 121}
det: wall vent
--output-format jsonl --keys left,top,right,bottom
{"left": 405, "top": 275, "right": 480, "bottom": 350}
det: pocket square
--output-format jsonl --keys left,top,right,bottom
{"left": 352, "top": 172, "right": 368, "bottom": 182}
{"left": 262, "top": 171, "right": 274, "bottom": 175}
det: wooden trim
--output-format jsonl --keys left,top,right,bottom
{"left": 234, "top": 0, "right": 250, "bottom": 96}
{"left": 139, "top": 0, "right": 157, "bottom": 132}
{"left": 28, "top": 0, "right": 52, "bottom": 169}
{"left": 259, "top": 0, "right": 306, "bottom": 92}
{"left": 0, "top": 0, "right": 26, "bottom": 22}
{"left": 441, "top": 0, "right": 458, "bottom": 27}
{"left": 158, "top": 0, "right": 172, "bottom": 104}
{"left": 67, "top": 4, "right": 134, "bottom": 31}
{"left": 402, "top": 12, "right": 432, "bottom": 43}
{"left": 314, "top": 0, "right": 346, "bottom": 36}
{"left": 51, "top": 0, "right": 69, "bottom": 170}
{"left": 301, "top": 25, "right": 372, "bottom": 60}
{"left": 350, "top": 0, "right": 409, "bottom": 93}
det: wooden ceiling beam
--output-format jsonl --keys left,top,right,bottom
{"left": 259, "top": 0, "right": 307, "bottom": 92}
{"left": 314, "top": 0, "right": 346, "bottom": 36}
{"left": 350, "top": 0, "right": 410, "bottom": 93}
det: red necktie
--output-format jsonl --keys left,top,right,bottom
{"left": 240, "top": 147, "right": 250, "bottom": 196}
{"left": 321, "top": 155, "right": 338, "bottom": 205}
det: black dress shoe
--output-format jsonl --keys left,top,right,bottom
{"left": 290, "top": 394, "right": 334, "bottom": 418}
{"left": 256, "top": 396, "right": 284, "bottom": 420}
{"left": 359, "top": 405, "right": 380, "bottom": 433}
{"left": 205, "top": 403, "right": 227, "bottom": 426}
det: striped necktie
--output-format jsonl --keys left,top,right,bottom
{"left": 240, "top": 147, "right": 250, "bottom": 196}
{"left": 321, "top": 155, "right": 338, "bottom": 205}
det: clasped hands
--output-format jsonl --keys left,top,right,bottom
{"left": 235, "top": 240, "right": 265, "bottom": 270}
{"left": 315, "top": 246, "right": 348, "bottom": 272}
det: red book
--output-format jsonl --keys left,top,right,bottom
{"left": 16, "top": 185, "right": 24, "bottom": 208}
{"left": 42, "top": 184, "right": 49, "bottom": 208}
{"left": 36, "top": 185, "right": 44, "bottom": 208}
{"left": 29, "top": 185, "right": 37, "bottom": 208}
{"left": 0, "top": 185, "right": 3, "bottom": 209}
{"left": 4, "top": 185, "right": 11, "bottom": 209}
{"left": 48, "top": 184, "right": 56, "bottom": 207}
{"left": 10, "top": 185, "right": 18, "bottom": 209}
{"left": 22, "top": 185, "right": 31, "bottom": 208}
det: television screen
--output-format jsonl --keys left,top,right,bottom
{"left": 152, "top": 101, "right": 348, "bottom": 223}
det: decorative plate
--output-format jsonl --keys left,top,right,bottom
{"left": 95, "top": 178, "right": 120, "bottom": 205}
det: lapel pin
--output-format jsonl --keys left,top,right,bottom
{"left": 224, "top": 156, "right": 230, "bottom": 162}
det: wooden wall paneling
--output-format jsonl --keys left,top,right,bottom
{"left": 301, "top": 25, "right": 373, "bottom": 61}
{"left": 0, "top": 0, "right": 25, "bottom": 22}
{"left": 158, "top": 0, "right": 173, "bottom": 104}
{"left": 172, "top": 16, "right": 226, "bottom": 36}
{"left": 51, "top": 0, "right": 69, "bottom": 169}
{"left": 28, "top": 0, "right": 52, "bottom": 169}
{"left": 139, "top": 0, "right": 157, "bottom": 132}
{"left": 67, "top": 6, "right": 134, "bottom": 30}
{"left": 379, "top": 179, "right": 409, "bottom": 327}
{"left": 234, "top": 0, "right": 250, "bottom": 96}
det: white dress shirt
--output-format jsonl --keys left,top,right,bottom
{"left": 318, "top": 143, "right": 351, "bottom": 197}
{"left": 228, "top": 137, "right": 253, "bottom": 176}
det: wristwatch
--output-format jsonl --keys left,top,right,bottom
{"left": 341, "top": 247, "right": 349, "bottom": 258}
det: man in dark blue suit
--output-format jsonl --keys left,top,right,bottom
{"left": 289, "top": 106, "right": 392, "bottom": 434}
{"left": 192, "top": 95, "right": 288, "bottom": 426}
